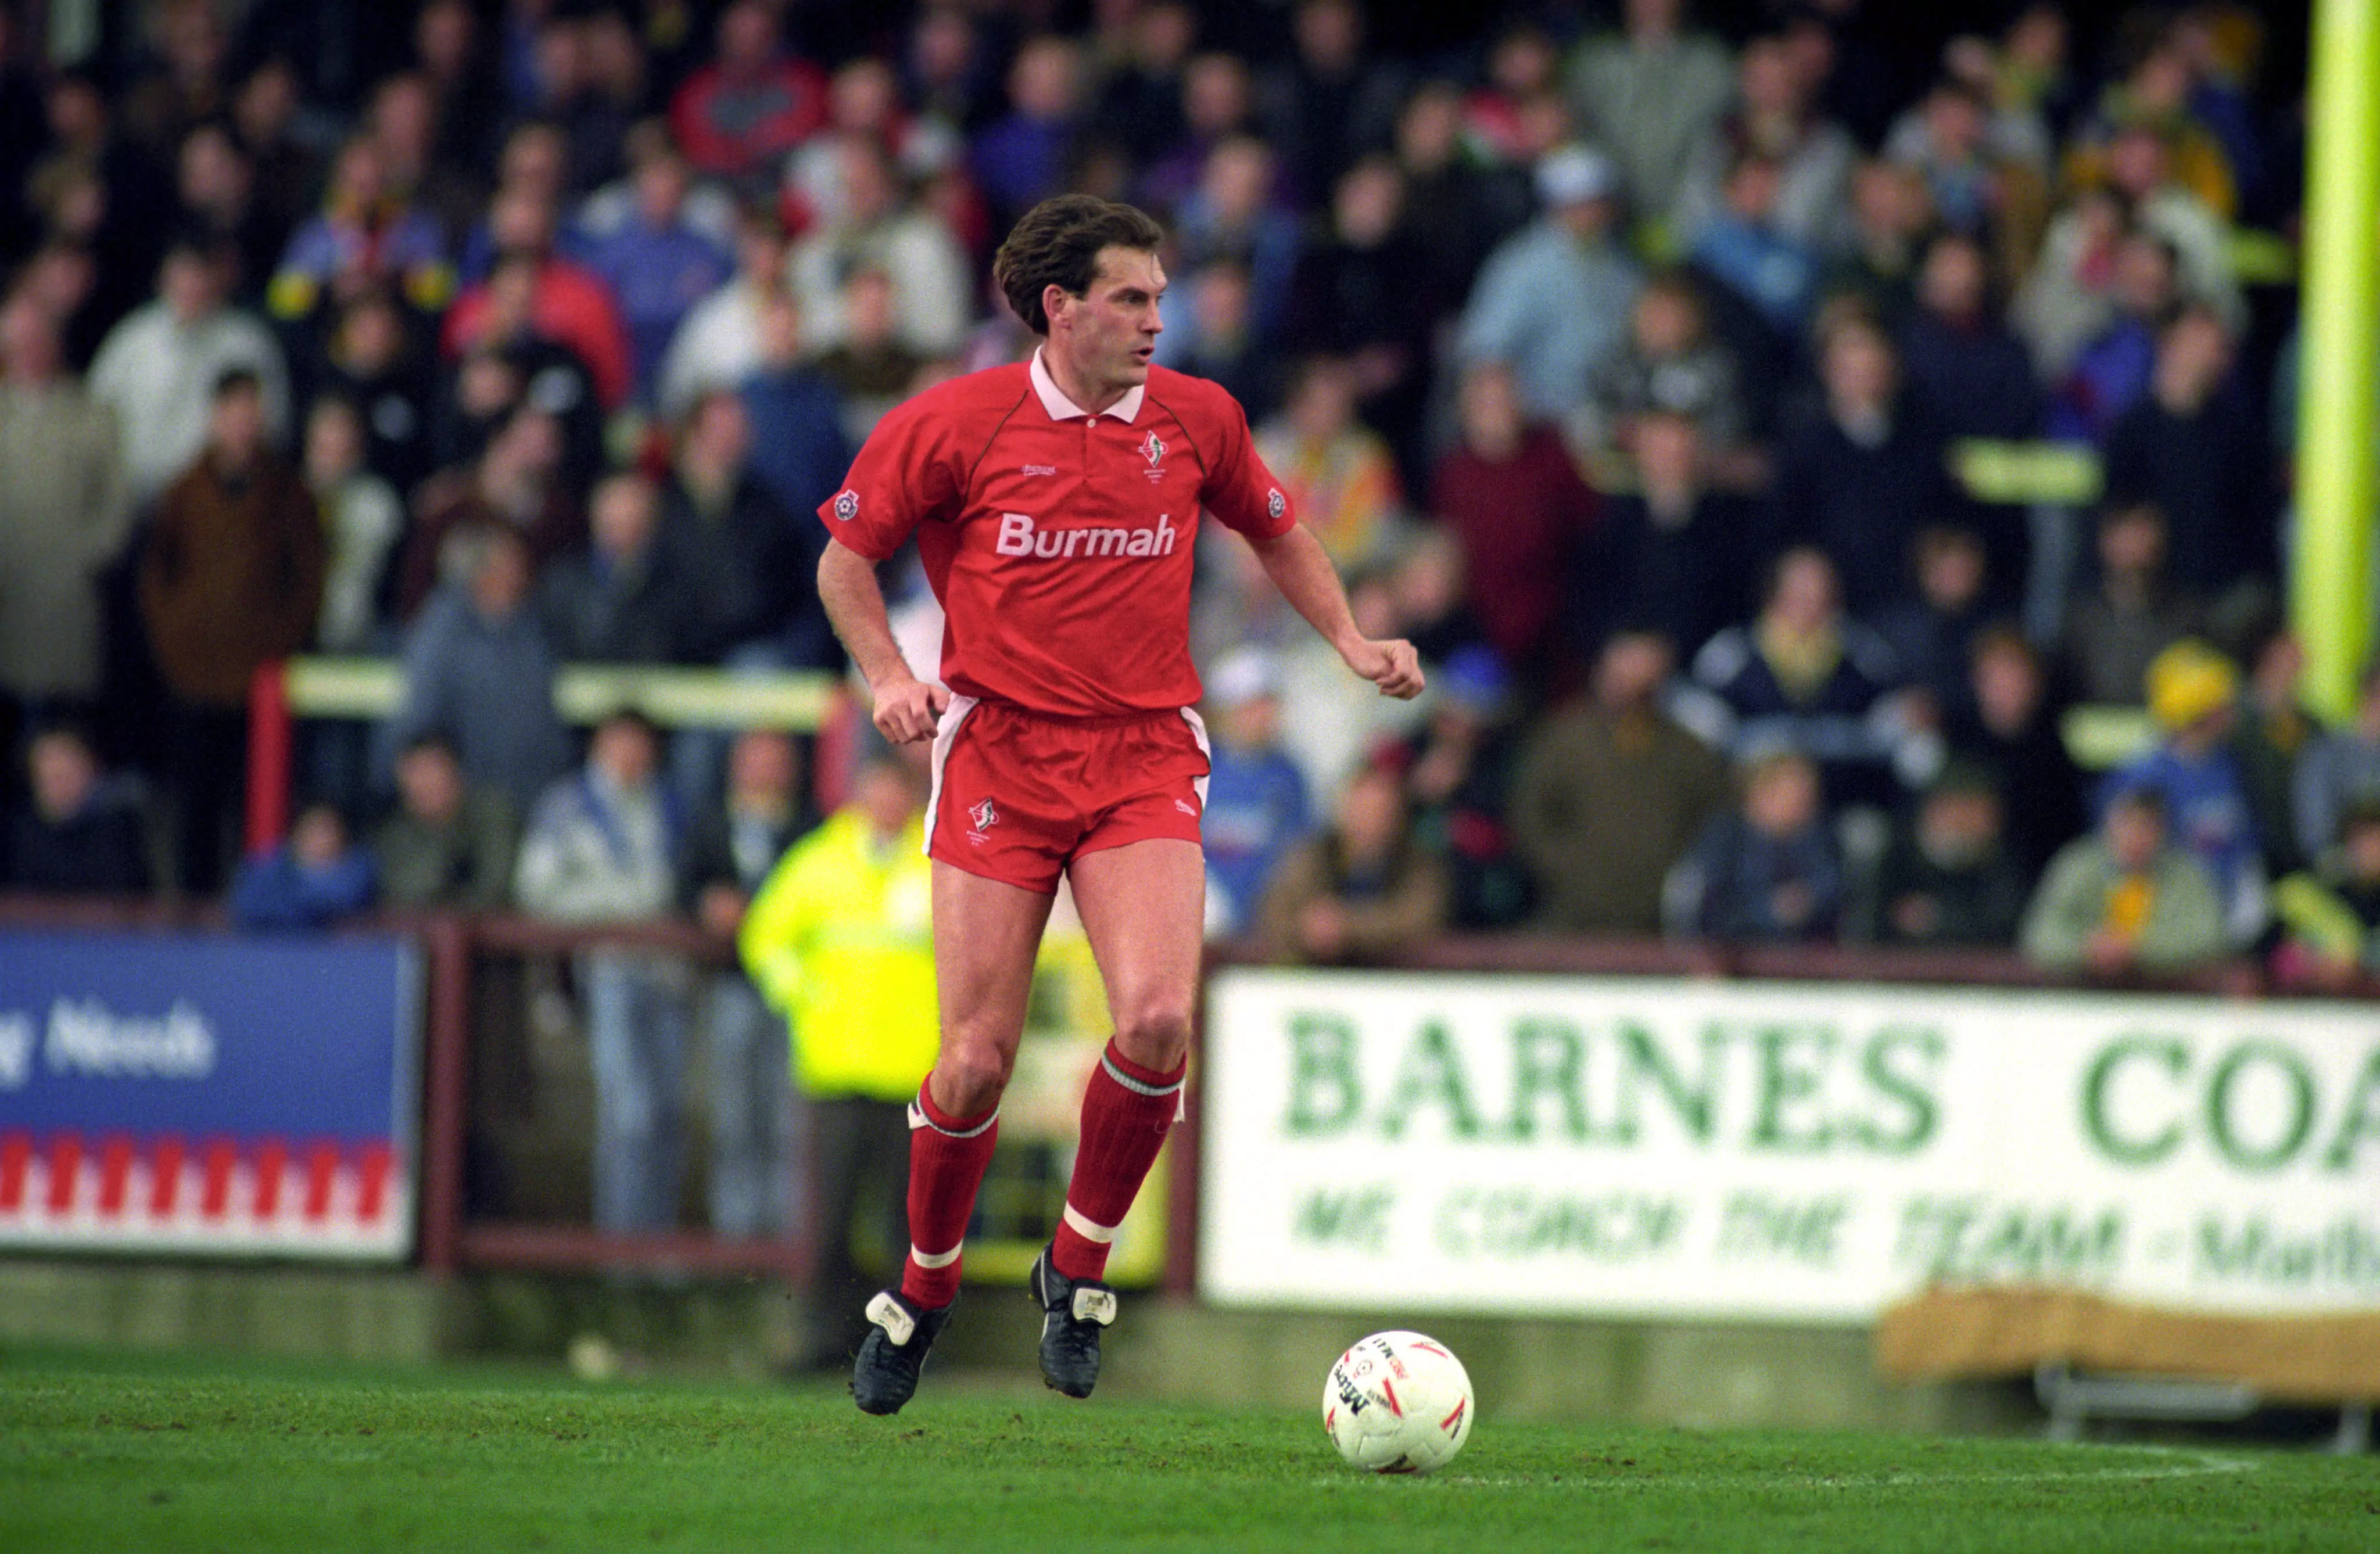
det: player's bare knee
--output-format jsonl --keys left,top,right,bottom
{"left": 1112, "top": 1003, "right": 1192, "bottom": 1072}
{"left": 933, "top": 1040, "right": 1014, "bottom": 1117}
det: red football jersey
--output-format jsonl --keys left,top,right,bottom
{"left": 820, "top": 350, "right": 1296, "bottom": 718}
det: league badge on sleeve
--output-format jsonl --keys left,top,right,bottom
{"left": 1267, "top": 488, "right": 1286, "bottom": 521}
{"left": 833, "top": 489, "right": 861, "bottom": 521}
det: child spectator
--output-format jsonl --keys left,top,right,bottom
{"left": 1259, "top": 764, "right": 1447, "bottom": 965}
{"left": 230, "top": 799, "right": 377, "bottom": 930}
{"left": 1664, "top": 746, "right": 1844, "bottom": 943}
{"left": 372, "top": 732, "right": 518, "bottom": 911}
{"left": 1199, "top": 648, "right": 1314, "bottom": 939}
{"left": 2, "top": 723, "right": 153, "bottom": 895}
{"left": 2022, "top": 783, "right": 2224, "bottom": 975}
{"left": 1861, "top": 762, "right": 2028, "bottom": 948}
{"left": 2103, "top": 639, "right": 2265, "bottom": 946}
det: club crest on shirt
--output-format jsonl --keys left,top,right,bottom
{"left": 1140, "top": 430, "right": 1166, "bottom": 467}
{"left": 832, "top": 489, "right": 860, "bottom": 521}
{"left": 967, "top": 798, "right": 999, "bottom": 840}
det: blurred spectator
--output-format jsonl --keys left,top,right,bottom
{"left": 512, "top": 6, "right": 636, "bottom": 199}
{"left": 2011, "top": 185, "right": 2129, "bottom": 383}
{"left": 2101, "top": 306, "right": 2270, "bottom": 597}
{"left": 657, "top": 204, "right": 788, "bottom": 420}
{"left": 1873, "top": 525, "right": 1995, "bottom": 728}
{"left": 1139, "top": 47, "right": 1253, "bottom": 211}
{"left": 1258, "top": 764, "right": 1447, "bottom": 965}
{"left": 400, "top": 401, "right": 582, "bottom": 620}
{"left": 2292, "top": 658, "right": 2380, "bottom": 872}
{"left": 1860, "top": 762, "right": 2028, "bottom": 948}
{"left": 1431, "top": 363, "right": 1597, "bottom": 683}
{"left": 0, "top": 9, "right": 46, "bottom": 267}
{"left": 574, "top": 118, "right": 739, "bottom": 254}
{"left": 171, "top": 120, "right": 278, "bottom": 303}
{"left": 1258, "top": 0, "right": 1404, "bottom": 206}
{"left": 1390, "top": 80, "right": 1527, "bottom": 310}
{"left": 1257, "top": 356, "right": 1402, "bottom": 572}
{"left": 267, "top": 132, "right": 453, "bottom": 330}
{"left": 1682, "top": 547, "right": 1928, "bottom": 806}
{"left": 972, "top": 35, "right": 1087, "bottom": 228}
{"left": 1286, "top": 156, "right": 1434, "bottom": 475}
{"left": 1579, "top": 271, "right": 1748, "bottom": 474}
{"left": 120, "top": 0, "right": 231, "bottom": 164}
{"left": 1463, "top": 23, "right": 1565, "bottom": 166}
{"left": 2, "top": 723, "right": 154, "bottom": 895}
{"left": 229, "top": 59, "right": 321, "bottom": 282}
{"left": 1091, "top": 2, "right": 1198, "bottom": 168}
{"left": 2216, "top": 625, "right": 2314, "bottom": 886}
{"left": 440, "top": 188, "right": 631, "bottom": 410}
{"left": 302, "top": 288, "right": 435, "bottom": 498}
{"left": 1384, "top": 527, "right": 1487, "bottom": 667}
{"left": 1769, "top": 314, "right": 1956, "bottom": 615}
{"left": 1819, "top": 159, "right": 1933, "bottom": 335}
{"left": 539, "top": 471, "right": 700, "bottom": 666}
{"left": 1897, "top": 231, "right": 2042, "bottom": 442}
{"left": 230, "top": 799, "right": 377, "bottom": 931}
{"left": 1580, "top": 410, "right": 1744, "bottom": 663}
{"left": 1374, "top": 646, "right": 1530, "bottom": 929}
{"left": 789, "top": 135, "right": 972, "bottom": 360}
{"left": 786, "top": 56, "right": 974, "bottom": 244}
{"left": 411, "top": 0, "right": 507, "bottom": 209}
{"left": 458, "top": 121, "right": 569, "bottom": 281}
{"left": 738, "top": 293, "right": 852, "bottom": 536}
{"left": 1947, "top": 626, "right": 2085, "bottom": 879}
{"left": 1511, "top": 629, "right": 1728, "bottom": 934}
{"left": 1687, "top": 151, "right": 1819, "bottom": 356}
{"left": 2105, "top": 639, "right": 2265, "bottom": 945}
{"left": 1881, "top": 78, "right": 2048, "bottom": 279}
{"left": 379, "top": 526, "right": 568, "bottom": 820}
{"left": 683, "top": 728, "right": 813, "bottom": 1241}
{"left": 2273, "top": 801, "right": 2380, "bottom": 985}
{"left": 901, "top": 6, "right": 998, "bottom": 134}
{"left": 0, "top": 295, "right": 131, "bottom": 733}
{"left": 809, "top": 270, "right": 928, "bottom": 444}
{"left": 740, "top": 751, "right": 934, "bottom": 1369}
{"left": 514, "top": 708, "right": 690, "bottom": 1236}
{"left": 2065, "top": 41, "right": 2241, "bottom": 225}
{"left": 1673, "top": 31, "right": 1854, "bottom": 257}
{"left": 88, "top": 232, "right": 289, "bottom": 506}
{"left": 1564, "top": 0, "right": 1734, "bottom": 228}
{"left": 2021, "top": 783, "right": 2224, "bottom": 975}
{"left": 2043, "top": 227, "right": 2180, "bottom": 444}
{"left": 373, "top": 731, "right": 518, "bottom": 911}
{"left": 433, "top": 250, "right": 607, "bottom": 487}
{"left": 1152, "top": 259, "right": 1285, "bottom": 424}
{"left": 139, "top": 368, "right": 324, "bottom": 894}
{"left": 1665, "top": 747, "right": 1843, "bottom": 943}
{"left": 659, "top": 390, "right": 812, "bottom": 669}
{"left": 669, "top": 0, "right": 827, "bottom": 185}
{"left": 576, "top": 130, "right": 733, "bottom": 409}
{"left": 302, "top": 394, "right": 403, "bottom": 655}
{"left": 2057, "top": 503, "right": 2200, "bottom": 708}
{"left": 1200, "top": 648, "right": 1314, "bottom": 938}
{"left": 1174, "top": 135, "right": 1303, "bottom": 341}
{"left": 1457, "top": 144, "right": 1640, "bottom": 425}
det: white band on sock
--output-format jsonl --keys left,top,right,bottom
{"left": 1061, "top": 1203, "right": 1120, "bottom": 1244}
{"left": 1100, "top": 1051, "right": 1184, "bottom": 1099}
{"left": 908, "top": 1099, "right": 999, "bottom": 1139}
{"left": 909, "top": 1242, "right": 963, "bottom": 1269}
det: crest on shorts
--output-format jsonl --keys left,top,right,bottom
{"left": 969, "top": 798, "right": 998, "bottom": 832}
{"left": 1267, "top": 488, "right": 1286, "bottom": 521}
{"left": 833, "top": 489, "right": 860, "bottom": 521}
{"left": 1140, "top": 430, "right": 1167, "bottom": 468}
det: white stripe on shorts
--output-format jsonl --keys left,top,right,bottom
{"left": 923, "top": 693, "right": 981, "bottom": 858}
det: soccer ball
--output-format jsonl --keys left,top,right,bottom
{"left": 1322, "top": 1331, "right": 1474, "bottom": 1475}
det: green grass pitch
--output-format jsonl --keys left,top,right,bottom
{"left": 2, "top": 1345, "right": 2372, "bottom": 1553}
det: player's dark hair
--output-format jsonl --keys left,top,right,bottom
{"left": 994, "top": 195, "right": 1165, "bottom": 335}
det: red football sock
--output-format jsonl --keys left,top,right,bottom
{"left": 899, "top": 1083, "right": 999, "bottom": 1310}
{"left": 1051, "top": 1040, "right": 1185, "bottom": 1282}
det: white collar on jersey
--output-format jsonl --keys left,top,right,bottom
{"left": 1029, "top": 346, "right": 1145, "bottom": 425}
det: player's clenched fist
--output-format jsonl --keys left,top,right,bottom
{"left": 870, "top": 674, "right": 951, "bottom": 744}
{"left": 1350, "top": 638, "right": 1424, "bottom": 700}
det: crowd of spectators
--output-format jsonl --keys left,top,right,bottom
{"left": 0, "top": 0, "right": 2371, "bottom": 1018}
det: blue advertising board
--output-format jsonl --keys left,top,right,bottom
{"left": 0, "top": 929, "right": 421, "bottom": 1260}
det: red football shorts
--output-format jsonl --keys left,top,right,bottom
{"left": 927, "top": 696, "right": 1211, "bottom": 893}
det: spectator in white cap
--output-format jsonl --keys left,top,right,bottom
{"left": 1199, "top": 647, "right": 1316, "bottom": 938}
{"left": 1456, "top": 142, "right": 1643, "bottom": 423}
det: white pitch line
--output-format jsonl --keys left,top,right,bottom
{"left": 1322, "top": 1446, "right": 2261, "bottom": 1491}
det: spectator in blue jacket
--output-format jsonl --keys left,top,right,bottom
{"left": 576, "top": 129, "right": 732, "bottom": 410}
{"left": 2102, "top": 638, "right": 2266, "bottom": 946}
{"left": 1456, "top": 144, "right": 1641, "bottom": 424}
{"left": 1665, "top": 747, "right": 1844, "bottom": 943}
{"left": 230, "top": 800, "right": 378, "bottom": 930}
{"left": 1200, "top": 647, "right": 1314, "bottom": 938}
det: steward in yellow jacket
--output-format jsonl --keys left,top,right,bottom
{"left": 738, "top": 760, "right": 938, "bottom": 1102}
